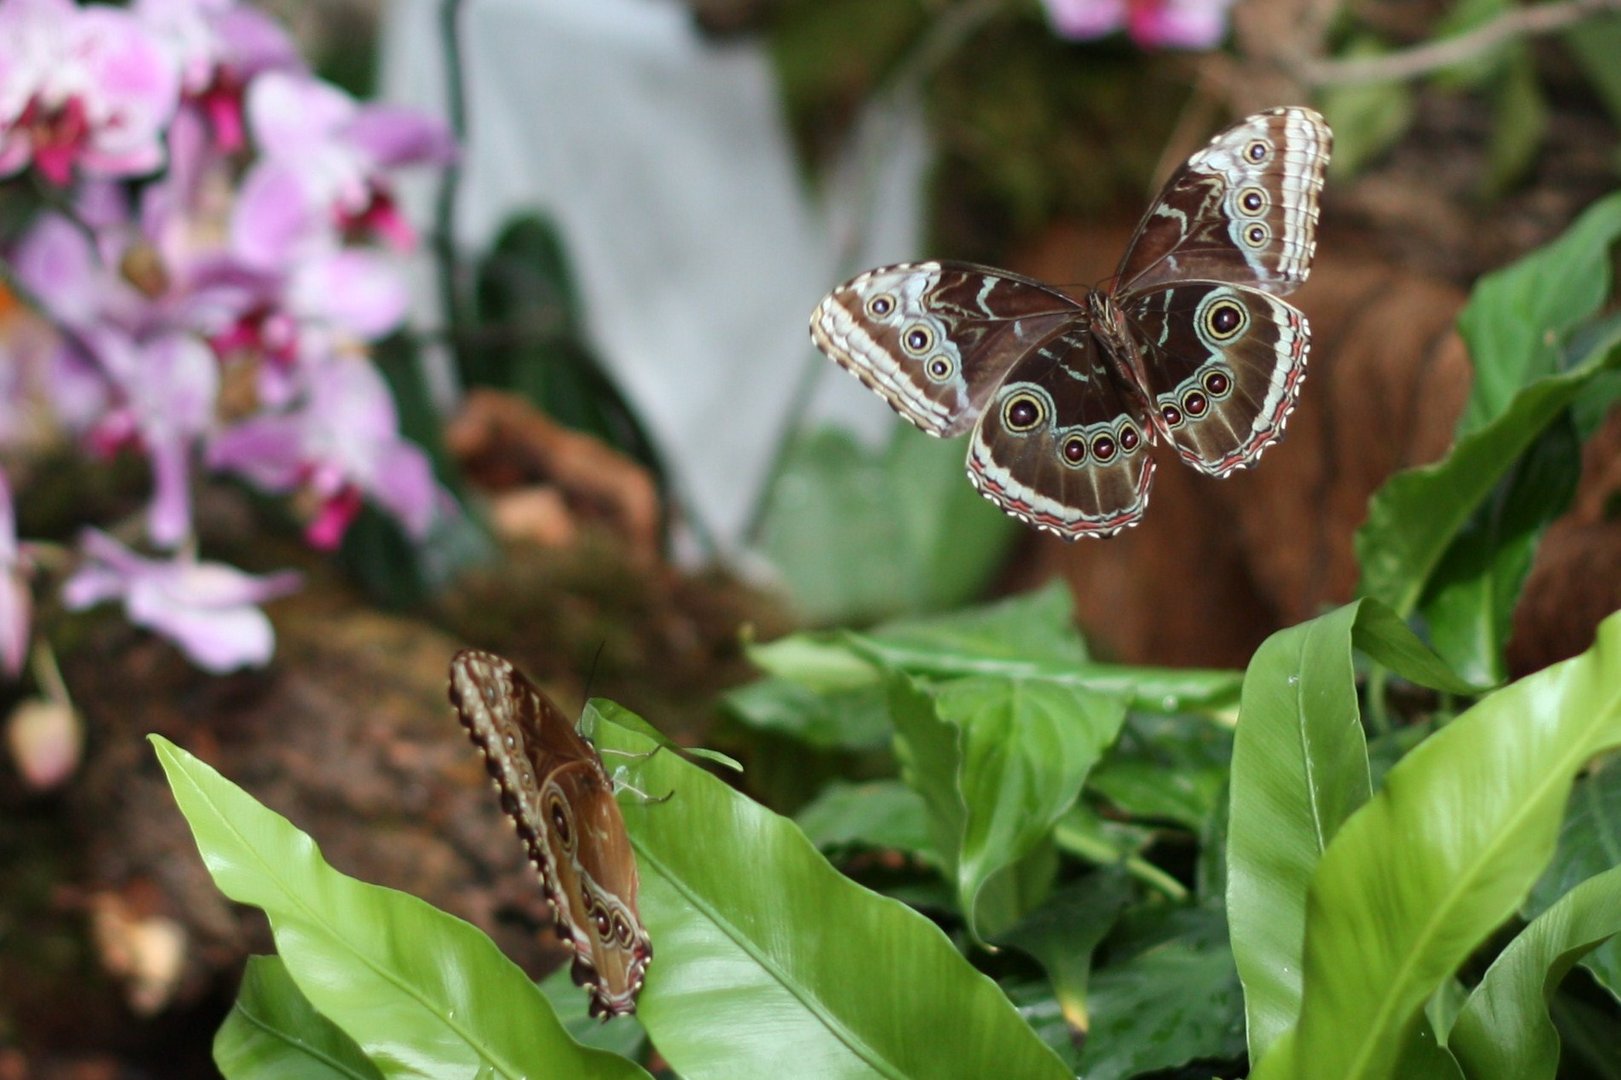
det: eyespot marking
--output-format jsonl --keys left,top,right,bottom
{"left": 903, "top": 324, "right": 933, "bottom": 354}
{"left": 1004, "top": 392, "right": 1043, "bottom": 432}
{"left": 926, "top": 355, "right": 954, "bottom": 381}
{"left": 866, "top": 293, "right": 896, "bottom": 318}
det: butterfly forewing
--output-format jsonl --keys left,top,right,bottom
{"left": 1125, "top": 282, "right": 1310, "bottom": 476}
{"left": 1113, "top": 107, "right": 1330, "bottom": 297}
{"left": 447, "top": 648, "right": 652, "bottom": 1018}
{"left": 811, "top": 261, "right": 1083, "bottom": 436}
{"left": 967, "top": 328, "right": 1156, "bottom": 538}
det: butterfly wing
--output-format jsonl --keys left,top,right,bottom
{"left": 543, "top": 759, "right": 653, "bottom": 1018}
{"left": 966, "top": 327, "right": 1156, "bottom": 539}
{"left": 811, "top": 261, "right": 1084, "bottom": 436}
{"left": 1113, "top": 107, "right": 1331, "bottom": 297}
{"left": 1125, "top": 282, "right": 1309, "bottom": 476}
{"left": 447, "top": 649, "right": 651, "bottom": 1018}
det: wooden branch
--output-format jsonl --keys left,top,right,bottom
{"left": 1296, "top": 0, "right": 1621, "bottom": 87}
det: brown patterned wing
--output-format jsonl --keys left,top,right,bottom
{"left": 447, "top": 649, "right": 652, "bottom": 1018}
{"left": 1113, "top": 107, "right": 1331, "bottom": 297}
{"left": 1126, "top": 282, "right": 1309, "bottom": 476}
{"left": 810, "top": 261, "right": 1084, "bottom": 436}
{"left": 966, "top": 327, "right": 1156, "bottom": 539}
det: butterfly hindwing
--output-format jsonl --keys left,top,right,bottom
{"left": 967, "top": 328, "right": 1156, "bottom": 538}
{"left": 1113, "top": 106, "right": 1330, "bottom": 296}
{"left": 447, "top": 649, "right": 652, "bottom": 1018}
{"left": 1126, "top": 281, "right": 1309, "bottom": 476}
{"left": 811, "top": 261, "right": 1083, "bottom": 436}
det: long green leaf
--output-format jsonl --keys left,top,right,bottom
{"left": 1455, "top": 191, "right": 1621, "bottom": 432}
{"left": 152, "top": 736, "right": 646, "bottom": 1080}
{"left": 215, "top": 955, "right": 382, "bottom": 1080}
{"left": 1355, "top": 339, "right": 1621, "bottom": 618}
{"left": 587, "top": 703, "right": 1071, "bottom": 1079}
{"left": 1251, "top": 608, "right": 1621, "bottom": 1080}
{"left": 1447, "top": 866, "right": 1621, "bottom": 1080}
{"left": 1526, "top": 755, "right": 1621, "bottom": 999}
{"left": 887, "top": 675, "right": 1127, "bottom": 938}
{"left": 1229, "top": 600, "right": 1477, "bottom": 1059}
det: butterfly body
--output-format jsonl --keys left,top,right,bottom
{"left": 810, "top": 107, "right": 1332, "bottom": 539}
{"left": 448, "top": 648, "right": 652, "bottom": 1018}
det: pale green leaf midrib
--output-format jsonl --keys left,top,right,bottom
{"left": 1338, "top": 698, "right": 1621, "bottom": 1080}
{"left": 630, "top": 836, "right": 913, "bottom": 1080}
{"left": 229, "top": 1000, "right": 377, "bottom": 1080}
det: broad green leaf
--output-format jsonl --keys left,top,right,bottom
{"left": 746, "top": 633, "right": 880, "bottom": 692}
{"left": 722, "top": 677, "right": 892, "bottom": 750}
{"left": 1456, "top": 190, "right": 1621, "bottom": 433}
{"left": 753, "top": 583, "right": 1240, "bottom": 714}
{"left": 851, "top": 632, "right": 1241, "bottom": 714}
{"left": 1448, "top": 866, "right": 1621, "bottom": 1080}
{"left": 1229, "top": 600, "right": 1476, "bottom": 1059}
{"left": 1075, "top": 904, "right": 1246, "bottom": 1080}
{"left": 1251, "top": 608, "right": 1621, "bottom": 1080}
{"left": 536, "top": 967, "right": 648, "bottom": 1060}
{"left": 1565, "top": 15, "right": 1621, "bottom": 125}
{"left": 1355, "top": 337, "right": 1621, "bottom": 618}
{"left": 1527, "top": 755, "right": 1621, "bottom": 999}
{"left": 1482, "top": 48, "right": 1545, "bottom": 196}
{"left": 1319, "top": 36, "right": 1414, "bottom": 178}
{"left": 1417, "top": 413, "right": 1582, "bottom": 685}
{"left": 794, "top": 778, "right": 935, "bottom": 860}
{"left": 586, "top": 703, "right": 1071, "bottom": 1079}
{"left": 152, "top": 737, "right": 646, "bottom": 1080}
{"left": 215, "top": 955, "right": 381, "bottom": 1080}
{"left": 869, "top": 581, "right": 1088, "bottom": 667}
{"left": 999, "top": 870, "right": 1133, "bottom": 1038}
{"left": 1088, "top": 712, "right": 1233, "bottom": 831}
{"left": 759, "top": 424, "right": 1015, "bottom": 622}
{"left": 889, "top": 674, "right": 1128, "bottom": 938}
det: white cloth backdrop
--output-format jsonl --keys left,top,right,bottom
{"left": 378, "top": 0, "right": 929, "bottom": 553}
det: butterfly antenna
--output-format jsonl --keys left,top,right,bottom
{"left": 582, "top": 640, "right": 607, "bottom": 704}
{"left": 613, "top": 778, "right": 675, "bottom": 805}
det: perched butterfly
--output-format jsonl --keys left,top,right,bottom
{"left": 810, "top": 106, "right": 1332, "bottom": 539}
{"left": 448, "top": 648, "right": 652, "bottom": 1018}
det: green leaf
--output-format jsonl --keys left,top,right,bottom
{"left": 1527, "top": 755, "right": 1621, "bottom": 999}
{"left": 151, "top": 736, "right": 646, "bottom": 1080}
{"left": 1482, "top": 47, "right": 1545, "bottom": 196}
{"left": 215, "top": 955, "right": 382, "bottom": 1080}
{"left": 722, "top": 677, "right": 892, "bottom": 750}
{"left": 1448, "top": 866, "right": 1621, "bottom": 1080}
{"left": 752, "top": 583, "right": 1242, "bottom": 714}
{"left": 794, "top": 778, "right": 935, "bottom": 859}
{"left": 586, "top": 703, "right": 1072, "bottom": 1080}
{"left": 1456, "top": 191, "right": 1621, "bottom": 434}
{"left": 536, "top": 967, "right": 649, "bottom": 1061}
{"left": 1318, "top": 36, "right": 1415, "bottom": 178}
{"left": 1418, "top": 413, "right": 1582, "bottom": 685}
{"left": 1088, "top": 712, "right": 1233, "bottom": 831}
{"left": 888, "top": 674, "right": 1128, "bottom": 938}
{"left": 1229, "top": 599, "right": 1476, "bottom": 1059}
{"left": 1355, "top": 337, "right": 1621, "bottom": 619}
{"left": 1076, "top": 904, "right": 1246, "bottom": 1080}
{"left": 1565, "top": 15, "right": 1621, "bottom": 126}
{"left": 999, "top": 871, "right": 1133, "bottom": 1038}
{"left": 759, "top": 424, "right": 1016, "bottom": 622}
{"left": 1250, "top": 608, "right": 1621, "bottom": 1080}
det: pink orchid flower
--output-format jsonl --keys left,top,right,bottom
{"left": 62, "top": 529, "right": 300, "bottom": 673}
{"left": 1041, "top": 0, "right": 1235, "bottom": 49}
{"left": 241, "top": 70, "right": 454, "bottom": 251}
{"left": 207, "top": 357, "right": 437, "bottom": 550}
{"left": 132, "top": 0, "right": 299, "bottom": 153}
{"left": 0, "top": 0, "right": 181, "bottom": 185}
